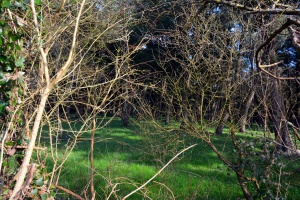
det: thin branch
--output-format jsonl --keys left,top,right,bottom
{"left": 55, "top": 185, "right": 85, "bottom": 200}
{"left": 259, "top": 60, "right": 284, "bottom": 68}
{"left": 50, "top": 0, "right": 87, "bottom": 86}
{"left": 122, "top": 144, "right": 197, "bottom": 199}
{"left": 30, "top": 0, "right": 50, "bottom": 86}
{"left": 1, "top": 145, "right": 47, "bottom": 151}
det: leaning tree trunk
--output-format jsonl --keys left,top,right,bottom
{"left": 271, "top": 79, "right": 297, "bottom": 154}
{"left": 240, "top": 90, "right": 255, "bottom": 133}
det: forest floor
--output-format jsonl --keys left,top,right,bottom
{"left": 41, "top": 117, "right": 300, "bottom": 199}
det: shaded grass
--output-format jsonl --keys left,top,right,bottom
{"left": 41, "top": 118, "right": 300, "bottom": 199}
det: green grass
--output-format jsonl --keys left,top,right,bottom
{"left": 40, "top": 118, "right": 300, "bottom": 199}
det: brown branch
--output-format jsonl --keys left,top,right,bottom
{"left": 255, "top": 18, "right": 300, "bottom": 80}
{"left": 21, "top": 164, "right": 36, "bottom": 194}
{"left": 206, "top": 0, "right": 254, "bottom": 11}
{"left": 53, "top": 0, "right": 66, "bottom": 25}
{"left": 256, "top": 19, "right": 292, "bottom": 57}
{"left": 260, "top": 60, "right": 284, "bottom": 68}
{"left": 288, "top": 26, "right": 300, "bottom": 50}
{"left": 55, "top": 185, "right": 85, "bottom": 200}
{"left": 246, "top": 9, "right": 300, "bottom": 15}
{"left": 204, "top": 139, "right": 232, "bottom": 167}
{"left": 205, "top": 0, "right": 300, "bottom": 15}
{"left": 122, "top": 144, "right": 197, "bottom": 199}
{"left": 3, "top": 145, "right": 47, "bottom": 151}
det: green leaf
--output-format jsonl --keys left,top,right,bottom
{"left": 0, "top": 56, "right": 6, "bottom": 63}
{"left": 0, "top": 80, "right": 6, "bottom": 85}
{"left": 31, "top": 188, "right": 38, "bottom": 195}
{"left": 40, "top": 194, "right": 48, "bottom": 200}
{"left": 3, "top": 189, "right": 9, "bottom": 195}
{"left": 15, "top": 44, "right": 21, "bottom": 50}
{"left": 1, "top": 0, "right": 10, "bottom": 8}
{"left": 35, "top": 177, "right": 44, "bottom": 186}
{"left": 5, "top": 141, "right": 14, "bottom": 146}
{"left": 0, "top": 20, "right": 6, "bottom": 25}
{"left": 42, "top": 167, "right": 47, "bottom": 174}
{"left": 18, "top": 119, "right": 24, "bottom": 126}
{"left": 0, "top": 102, "right": 7, "bottom": 113}
{"left": 50, "top": 191, "right": 56, "bottom": 198}
{"left": 5, "top": 65, "right": 12, "bottom": 71}
{"left": 34, "top": 0, "right": 41, "bottom": 5}
{"left": 15, "top": 57, "right": 25, "bottom": 68}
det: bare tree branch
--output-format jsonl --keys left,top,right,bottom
{"left": 122, "top": 144, "right": 197, "bottom": 199}
{"left": 246, "top": 9, "right": 300, "bottom": 15}
{"left": 205, "top": 0, "right": 300, "bottom": 15}
{"left": 55, "top": 185, "right": 85, "bottom": 200}
{"left": 255, "top": 18, "right": 300, "bottom": 80}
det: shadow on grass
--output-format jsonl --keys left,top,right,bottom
{"left": 41, "top": 118, "right": 300, "bottom": 200}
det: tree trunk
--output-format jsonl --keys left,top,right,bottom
{"left": 181, "top": 90, "right": 189, "bottom": 127}
{"left": 236, "top": 172, "right": 251, "bottom": 200}
{"left": 263, "top": 102, "right": 269, "bottom": 135}
{"left": 165, "top": 95, "right": 173, "bottom": 125}
{"left": 215, "top": 112, "right": 229, "bottom": 136}
{"left": 240, "top": 90, "right": 255, "bottom": 132}
{"left": 121, "top": 101, "right": 131, "bottom": 127}
{"left": 10, "top": 88, "right": 51, "bottom": 199}
{"left": 271, "top": 80, "right": 297, "bottom": 154}
{"left": 209, "top": 100, "right": 218, "bottom": 123}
